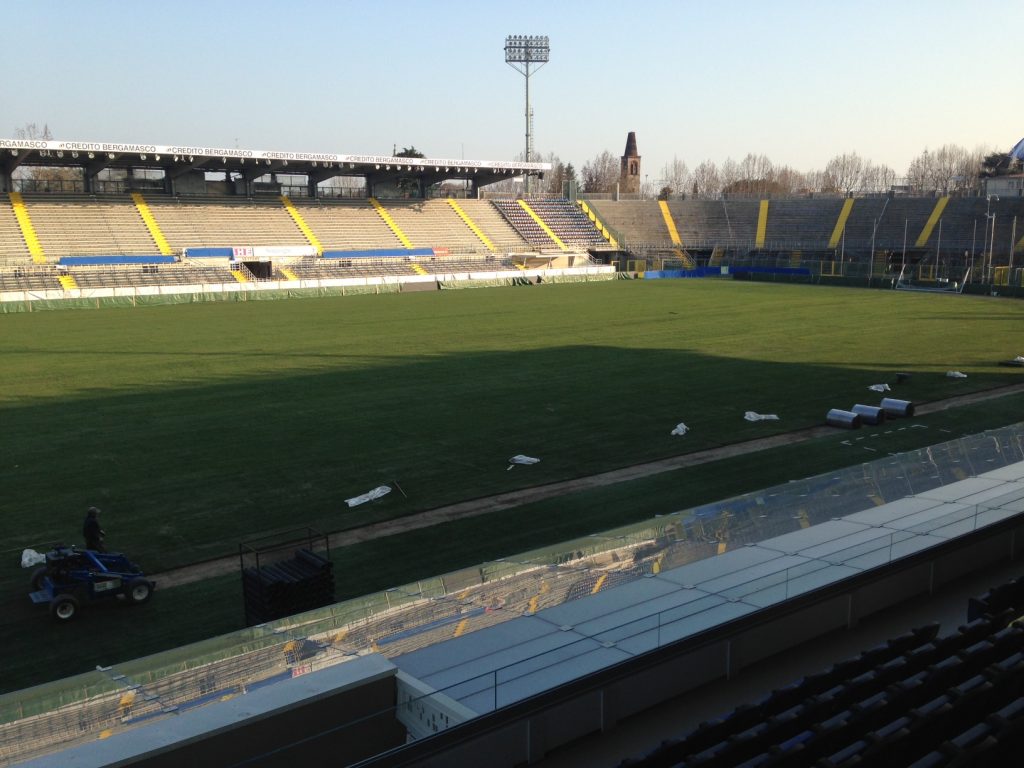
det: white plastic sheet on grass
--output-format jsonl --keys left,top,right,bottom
{"left": 21, "top": 549, "right": 46, "bottom": 568}
{"left": 868, "top": 384, "right": 891, "bottom": 392}
{"left": 507, "top": 455, "right": 540, "bottom": 470}
{"left": 744, "top": 412, "right": 779, "bottom": 422}
{"left": 345, "top": 485, "right": 391, "bottom": 508}
{"left": 671, "top": 423, "right": 689, "bottom": 436}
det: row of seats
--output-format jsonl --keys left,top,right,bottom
{"left": 0, "top": 254, "right": 529, "bottom": 291}
{"left": 0, "top": 195, "right": 550, "bottom": 264}
{"left": 591, "top": 198, "right": 1023, "bottom": 255}
{"left": 619, "top": 575, "right": 1024, "bottom": 767}
{"left": 522, "top": 200, "right": 608, "bottom": 247}
{"left": 70, "top": 266, "right": 236, "bottom": 288}
{"left": 491, "top": 200, "right": 565, "bottom": 248}
{"left": 491, "top": 199, "right": 609, "bottom": 249}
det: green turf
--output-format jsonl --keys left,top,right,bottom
{"left": 3, "top": 390, "right": 1022, "bottom": 695}
{"left": 0, "top": 278, "right": 1021, "bottom": 699}
{"left": 2, "top": 281, "right": 1022, "bottom": 587}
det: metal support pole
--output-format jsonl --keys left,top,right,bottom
{"left": 990, "top": 213, "right": 997, "bottom": 282}
{"left": 1009, "top": 216, "right": 1017, "bottom": 281}
{"left": 524, "top": 63, "right": 530, "bottom": 194}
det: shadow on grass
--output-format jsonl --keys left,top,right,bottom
{"left": 2, "top": 391, "right": 1023, "bottom": 695}
{"left": 2, "top": 344, "right": 1018, "bottom": 590}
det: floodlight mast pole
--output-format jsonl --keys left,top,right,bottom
{"left": 505, "top": 35, "right": 549, "bottom": 195}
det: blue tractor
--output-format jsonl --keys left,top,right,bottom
{"left": 29, "top": 546, "right": 155, "bottom": 621}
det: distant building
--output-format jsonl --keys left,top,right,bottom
{"left": 619, "top": 131, "right": 641, "bottom": 195}
{"left": 985, "top": 174, "right": 1024, "bottom": 197}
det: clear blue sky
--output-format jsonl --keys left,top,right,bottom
{"left": 3, "top": 0, "right": 1021, "bottom": 179}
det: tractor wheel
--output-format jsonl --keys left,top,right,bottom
{"left": 50, "top": 594, "right": 79, "bottom": 622}
{"left": 126, "top": 579, "right": 153, "bottom": 605}
{"left": 29, "top": 567, "right": 48, "bottom": 591}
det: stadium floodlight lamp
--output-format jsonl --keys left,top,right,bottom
{"left": 505, "top": 33, "right": 550, "bottom": 193}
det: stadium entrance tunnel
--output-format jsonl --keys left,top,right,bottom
{"left": 242, "top": 261, "right": 273, "bottom": 279}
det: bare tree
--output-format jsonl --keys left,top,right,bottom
{"left": 719, "top": 157, "right": 740, "bottom": 192}
{"left": 861, "top": 161, "right": 897, "bottom": 193}
{"left": 825, "top": 152, "right": 865, "bottom": 194}
{"left": 659, "top": 156, "right": 690, "bottom": 199}
{"left": 691, "top": 160, "right": 721, "bottom": 198}
{"left": 580, "top": 150, "right": 619, "bottom": 193}
{"left": 774, "top": 165, "right": 806, "bottom": 195}
{"left": 929, "top": 144, "right": 969, "bottom": 193}
{"left": 10, "top": 122, "right": 83, "bottom": 191}
{"left": 906, "top": 148, "right": 934, "bottom": 193}
{"left": 14, "top": 122, "right": 53, "bottom": 140}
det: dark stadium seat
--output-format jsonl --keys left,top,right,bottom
{"left": 615, "top": 614, "right": 1024, "bottom": 768}
{"left": 967, "top": 574, "right": 1024, "bottom": 621}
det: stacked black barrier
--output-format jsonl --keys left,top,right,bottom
{"left": 242, "top": 549, "right": 334, "bottom": 625}
{"left": 239, "top": 529, "right": 334, "bottom": 626}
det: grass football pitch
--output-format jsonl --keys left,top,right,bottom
{"left": 2, "top": 280, "right": 1023, "bottom": 583}
{"left": 2, "top": 280, "right": 1024, "bottom": 692}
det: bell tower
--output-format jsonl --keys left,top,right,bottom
{"left": 619, "top": 131, "right": 641, "bottom": 195}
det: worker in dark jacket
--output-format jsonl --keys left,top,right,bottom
{"left": 83, "top": 506, "right": 105, "bottom": 551}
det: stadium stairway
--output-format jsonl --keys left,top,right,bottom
{"left": 447, "top": 199, "right": 497, "bottom": 252}
{"left": 576, "top": 199, "right": 620, "bottom": 249}
{"left": 8, "top": 191, "right": 46, "bottom": 263}
{"left": 828, "top": 198, "right": 856, "bottom": 250}
{"left": 659, "top": 200, "right": 684, "bottom": 249}
{"left": 280, "top": 194, "right": 324, "bottom": 254}
{"left": 130, "top": 192, "right": 174, "bottom": 256}
{"left": 369, "top": 197, "right": 414, "bottom": 248}
{"left": 915, "top": 196, "right": 951, "bottom": 247}
{"left": 756, "top": 200, "right": 769, "bottom": 248}
{"left": 516, "top": 200, "right": 570, "bottom": 251}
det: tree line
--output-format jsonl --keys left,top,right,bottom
{"left": 575, "top": 143, "right": 1017, "bottom": 198}
{"left": 12, "top": 122, "right": 1019, "bottom": 199}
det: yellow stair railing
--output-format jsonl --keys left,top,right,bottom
{"left": 673, "top": 248, "right": 695, "bottom": 269}
{"left": 9, "top": 192, "right": 46, "bottom": 264}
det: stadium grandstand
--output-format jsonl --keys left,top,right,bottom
{"left": 3, "top": 136, "right": 1024, "bottom": 310}
{"left": 4, "top": 135, "right": 1024, "bottom": 768}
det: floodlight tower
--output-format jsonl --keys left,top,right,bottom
{"left": 505, "top": 34, "right": 549, "bottom": 195}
